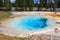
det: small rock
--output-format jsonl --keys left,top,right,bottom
{"left": 54, "top": 28, "right": 59, "bottom": 33}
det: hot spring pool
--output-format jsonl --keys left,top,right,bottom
{"left": 6, "top": 16, "right": 56, "bottom": 33}
{"left": 11, "top": 16, "right": 48, "bottom": 30}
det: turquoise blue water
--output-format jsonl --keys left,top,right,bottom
{"left": 10, "top": 16, "right": 51, "bottom": 31}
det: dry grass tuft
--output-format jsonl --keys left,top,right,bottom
{"left": 0, "top": 11, "right": 12, "bottom": 20}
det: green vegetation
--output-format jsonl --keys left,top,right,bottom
{"left": 0, "top": 0, "right": 4, "bottom": 11}
{"left": 15, "top": 0, "right": 34, "bottom": 11}
{"left": 4, "top": 0, "right": 12, "bottom": 11}
{"left": 27, "top": 0, "right": 34, "bottom": 11}
{"left": 38, "top": 0, "right": 44, "bottom": 11}
{"left": 0, "top": 0, "right": 59, "bottom": 11}
{"left": 15, "top": 0, "right": 25, "bottom": 11}
{"left": 0, "top": 11, "right": 12, "bottom": 20}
